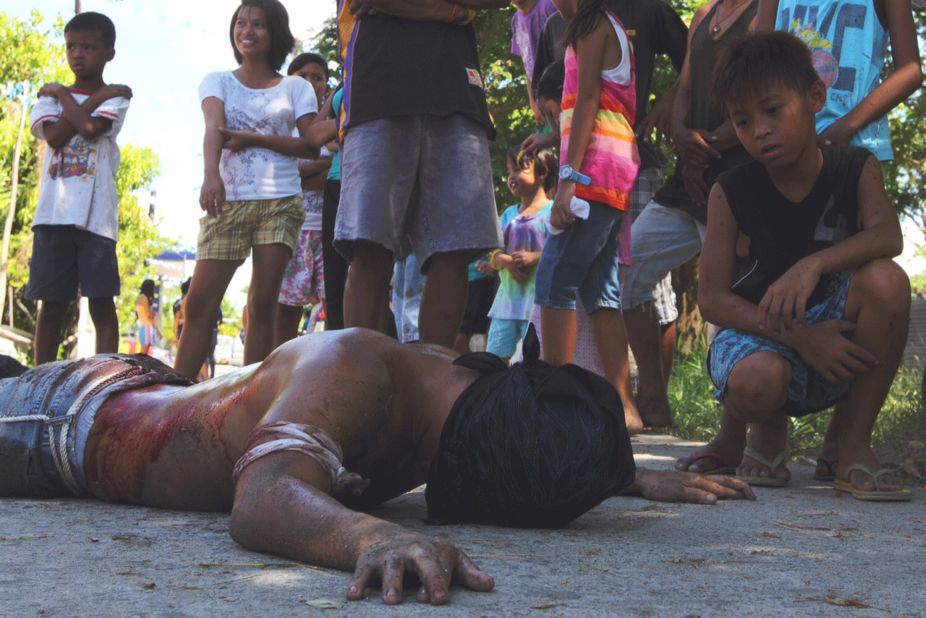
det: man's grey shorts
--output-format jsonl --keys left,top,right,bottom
{"left": 622, "top": 201, "right": 706, "bottom": 311}
{"left": 626, "top": 168, "right": 677, "bottom": 326}
{"left": 335, "top": 114, "right": 502, "bottom": 269}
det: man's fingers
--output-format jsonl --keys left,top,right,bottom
{"left": 409, "top": 554, "right": 450, "bottom": 606}
{"left": 380, "top": 556, "right": 406, "bottom": 605}
{"left": 702, "top": 475, "right": 756, "bottom": 500}
{"left": 453, "top": 551, "right": 495, "bottom": 592}
{"left": 679, "top": 486, "right": 717, "bottom": 504}
{"left": 347, "top": 563, "right": 376, "bottom": 601}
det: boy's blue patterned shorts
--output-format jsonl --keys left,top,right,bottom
{"left": 708, "top": 274, "right": 853, "bottom": 417}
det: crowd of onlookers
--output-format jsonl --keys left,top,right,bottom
{"left": 23, "top": 0, "right": 921, "bottom": 499}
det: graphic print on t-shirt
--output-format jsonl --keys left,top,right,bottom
{"left": 48, "top": 137, "right": 96, "bottom": 180}
{"left": 780, "top": 2, "right": 868, "bottom": 99}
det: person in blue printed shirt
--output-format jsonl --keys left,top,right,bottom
{"left": 756, "top": 0, "right": 921, "bottom": 162}
{"left": 486, "top": 148, "right": 556, "bottom": 361}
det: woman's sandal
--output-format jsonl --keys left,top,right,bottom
{"left": 736, "top": 446, "right": 789, "bottom": 487}
{"left": 834, "top": 464, "right": 912, "bottom": 502}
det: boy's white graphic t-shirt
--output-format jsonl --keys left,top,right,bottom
{"left": 199, "top": 71, "right": 317, "bottom": 201}
{"left": 30, "top": 89, "right": 130, "bottom": 242}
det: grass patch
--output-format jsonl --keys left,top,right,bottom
{"left": 667, "top": 342, "right": 926, "bottom": 459}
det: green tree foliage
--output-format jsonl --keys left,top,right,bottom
{"left": 0, "top": 11, "right": 70, "bottom": 88}
{"left": 883, "top": 7, "right": 926, "bottom": 218}
{"left": 113, "top": 145, "right": 166, "bottom": 330}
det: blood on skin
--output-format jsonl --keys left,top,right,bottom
{"left": 86, "top": 385, "right": 211, "bottom": 503}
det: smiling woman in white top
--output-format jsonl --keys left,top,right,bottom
{"left": 173, "top": 0, "right": 319, "bottom": 379}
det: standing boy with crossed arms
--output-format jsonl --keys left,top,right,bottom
{"left": 27, "top": 12, "right": 131, "bottom": 365}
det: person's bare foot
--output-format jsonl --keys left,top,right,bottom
{"left": 675, "top": 431, "right": 745, "bottom": 474}
{"left": 623, "top": 400, "right": 645, "bottom": 434}
{"left": 737, "top": 416, "right": 790, "bottom": 485}
{"left": 636, "top": 389, "right": 673, "bottom": 429}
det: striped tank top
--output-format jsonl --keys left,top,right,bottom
{"left": 560, "top": 11, "right": 640, "bottom": 212}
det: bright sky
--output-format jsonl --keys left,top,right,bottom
{"left": 7, "top": 0, "right": 336, "bottom": 303}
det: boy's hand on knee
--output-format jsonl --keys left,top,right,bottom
{"left": 791, "top": 320, "right": 877, "bottom": 384}
{"left": 757, "top": 257, "right": 822, "bottom": 332}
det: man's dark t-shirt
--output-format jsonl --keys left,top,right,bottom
{"left": 337, "top": 10, "right": 493, "bottom": 136}
{"left": 717, "top": 146, "right": 870, "bottom": 307}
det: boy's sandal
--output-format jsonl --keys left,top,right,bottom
{"left": 675, "top": 451, "right": 736, "bottom": 476}
{"left": 813, "top": 457, "right": 838, "bottom": 482}
{"left": 736, "top": 446, "right": 790, "bottom": 487}
{"left": 834, "top": 464, "right": 912, "bottom": 502}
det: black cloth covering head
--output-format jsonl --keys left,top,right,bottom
{"left": 425, "top": 326, "right": 635, "bottom": 528}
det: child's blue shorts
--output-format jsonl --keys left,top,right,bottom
{"left": 534, "top": 201, "right": 623, "bottom": 313}
{"left": 486, "top": 318, "right": 530, "bottom": 359}
{"left": 708, "top": 274, "right": 853, "bottom": 417}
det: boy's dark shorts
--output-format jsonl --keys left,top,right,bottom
{"left": 25, "top": 225, "right": 120, "bottom": 303}
{"left": 460, "top": 276, "right": 495, "bottom": 336}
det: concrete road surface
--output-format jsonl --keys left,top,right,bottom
{"left": 1, "top": 435, "right": 924, "bottom": 616}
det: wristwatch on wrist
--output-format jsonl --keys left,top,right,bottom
{"left": 558, "top": 164, "right": 591, "bottom": 186}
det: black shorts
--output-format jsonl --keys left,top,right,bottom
{"left": 25, "top": 225, "right": 120, "bottom": 302}
{"left": 459, "top": 277, "right": 495, "bottom": 336}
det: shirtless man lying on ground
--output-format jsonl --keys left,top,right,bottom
{"left": 0, "top": 328, "right": 753, "bottom": 605}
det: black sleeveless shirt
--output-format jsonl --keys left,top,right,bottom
{"left": 717, "top": 146, "right": 871, "bottom": 306}
{"left": 653, "top": 0, "right": 757, "bottom": 221}
{"left": 338, "top": 11, "right": 493, "bottom": 136}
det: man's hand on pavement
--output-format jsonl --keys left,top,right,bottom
{"left": 634, "top": 468, "right": 756, "bottom": 504}
{"left": 348, "top": 533, "right": 494, "bottom": 605}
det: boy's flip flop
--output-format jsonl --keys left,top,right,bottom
{"left": 675, "top": 451, "right": 736, "bottom": 476}
{"left": 736, "top": 446, "right": 789, "bottom": 487}
{"left": 813, "top": 457, "right": 837, "bottom": 482}
{"left": 834, "top": 464, "right": 912, "bottom": 502}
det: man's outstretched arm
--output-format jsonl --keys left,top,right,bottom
{"left": 229, "top": 452, "right": 494, "bottom": 605}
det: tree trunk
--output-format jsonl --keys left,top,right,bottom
{"left": 0, "top": 105, "right": 27, "bottom": 321}
{"left": 672, "top": 256, "right": 704, "bottom": 356}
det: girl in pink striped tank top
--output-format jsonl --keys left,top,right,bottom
{"left": 535, "top": 0, "right": 644, "bottom": 432}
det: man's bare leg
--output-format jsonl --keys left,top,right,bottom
{"left": 343, "top": 241, "right": 393, "bottom": 334}
{"left": 675, "top": 351, "right": 788, "bottom": 476}
{"left": 33, "top": 300, "right": 69, "bottom": 364}
{"left": 828, "top": 260, "right": 909, "bottom": 493}
{"left": 661, "top": 322, "right": 677, "bottom": 386}
{"left": 589, "top": 308, "right": 643, "bottom": 433}
{"left": 419, "top": 251, "right": 469, "bottom": 348}
{"left": 88, "top": 297, "right": 119, "bottom": 354}
{"left": 275, "top": 303, "right": 305, "bottom": 348}
{"left": 175, "top": 260, "right": 240, "bottom": 378}
{"left": 625, "top": 303, "right": 672, "bottom": 427}
{"left": 724, "top": 351, "right": 792, "bottom": 483}
{"left": 244, "top": 244, "right": 292, "bottom": 365}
